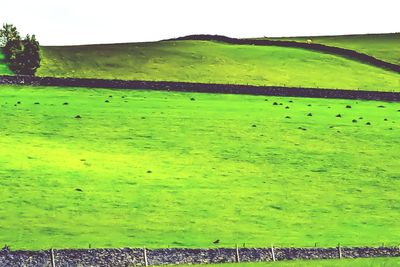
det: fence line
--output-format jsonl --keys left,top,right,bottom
{"left": 1, "top": 245, "right": 400, "bottom": 266}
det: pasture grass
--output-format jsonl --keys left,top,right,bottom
{"left": 265, "top": 33, "right": 400, "bottom": 65}
{"left": 176, "top": 257, "right": 400, "bottom": 267}
{"left": 0, "top": 85, "right": 399, "bottom": 250}
{"left": 38, "top": 40, "right": 400, "bottom": 92}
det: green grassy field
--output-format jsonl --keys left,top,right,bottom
{"left": 37, "top": 40, "right": 400, "bottom": 92}
{"left": 0, "top": 84, "right": 399, "bottom": 250}
{"left": 265, "top": 33, "right": 400, "bottom": 65}
{"left": 178, "top": 257, "right": 400, "bottom": 267}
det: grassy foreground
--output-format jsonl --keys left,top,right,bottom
{"left": 266, "top": 33, "right": 400, "bottom": 65}
{"left": 38, "top": 40, "right": 400, "bottom": 92}
{"left": 0, "top": 85, "right": 399, "bottom": 250}
{"left": 177, "top": 257, "right": 400, "bottom": 267}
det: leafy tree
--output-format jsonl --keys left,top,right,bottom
{"left": 0, "top": 23, "right": 20, "bottom": 47}
{"left": 1, "top": 23, "right": 41, "bottom": 75}
{"left": 11, "top": 35, "right": 41, "bottom": 75}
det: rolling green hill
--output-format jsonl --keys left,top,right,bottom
{"left": 265, "top": 33, "right": 400, "bottom": 65}
{"left": 1, "top": 84, "right": 399, "bottom": 250}
{"left": 38, "top": 40, "right": 400, "bottom": 92}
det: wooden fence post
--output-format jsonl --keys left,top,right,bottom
{"left": 338, "top": 243, "right": 342, "bottom": 259}
{"left": 50, "top": 248, "right": 56, "bottom": 267}
{"left": 235, "top": 243, "right": 240, "bottom": 263}
{"left": 271, "top": 245, "right": 276, "bottom": 262}
{"left": 143, "top": 246, "right": 149, "bottom": 267}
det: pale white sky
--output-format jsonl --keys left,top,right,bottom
{"left": 1, "top": 0, "right": 399, "bottom": 46}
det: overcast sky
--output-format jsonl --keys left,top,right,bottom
{"left": 1, "top": 0, "right": 399, "bottom": 46}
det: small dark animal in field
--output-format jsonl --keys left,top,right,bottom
{"left": 384, "top": 118, "right": 388, "bottom": 121}
{"left": 109, "top": 95, "right": 113, "bottom": 98}
{"left": 346, "top": 105, "right": 352, "bottom": 109}
{"left": 63, "top": 102, "right": 69, "bottom": 105}
{"left": 289, "top": 100, "right": 293, "bottom": 103}
{"left": 307, "top": 113, "right": 312, "bottom": 116}
{"left": 147, "top": 170, "right": 152, "bottom": 174}
{"left": 190, "top": 98, "right": 195, "bottom": 101}
{"left": 34, "top": 102, "right": 40, "bottom": 105}
{"left": 252, "top": 124, "right": 257, "bottom": 127}
{"left": 105, "top": 100, "right": 110, "bottom": 103}
{"left": 378, "top": 105, "right": 385, "bottom": 108}
{"left": 336, "top": 114, "right": 342, "bottom": 118}
{"left": 352, "top": 119, "right": 357, "bottom": 123}
{"left": 75, "top": 188, "right": 83, "bottom": 192}
{"left": 75, "top": 115, "right": 81, "bottom": 119}
{"left": 17, "top": 101, "right": 21, "bottom": 104}
{"left": 285, "top": 106, "right": 290, "bottom": 109}
{"left": 366, "top": 122, "right": 371, "bottom": 125}
{"left": 285, "top": 116, "right": 291, "bottom": 119}
{"left": 273, "top": 102, "right": 278, "bottom": 105}
{"left": 213, "top": 239, "right": 220, "bottom": 244}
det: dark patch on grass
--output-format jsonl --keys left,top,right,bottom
{"left": 75, "top": 188, "right": 83, "bottom": 192}
{"left": 190, "top": 97, "right": 195, "bottom": 101}
{"left": 378, "top": 105, "right": 385, "bottom": 108}
{"left": 34, "top": 102, "right": 40, "bottom": 105}
{"left": 147, "top": 170, "right": 152, "bottom": 174}
{"left": 74, "top": 115, "right": 81, "bottom": 119}
{"left": 352, "top": 119, "right": 357, "bottom": 123}
{"left": 270, "top": 205, "right": 283, "bottom": 210}
{"left": 273, "top": 102, "right": 278, "bottom": 105}
{"left": 285, "top": 106, "right": 290, "bottom": 109}
{"left": 105, "top": 100, "right": 110, "bottom": 103}
{"left": 336, "top": 114, "right": 342, "bottom": 117}
{"left": 307, "top": 113, "right": 312, "bottom": 116}
{"left": 63, "top": 102, "right": 69, "bottom": 105}
{"left": 384, "top": 118, "right": 388, "bottom": 121}
{"left": 366, "top": 122, "right": 371, "bottom": 125}
{"left": 285, "top": 116, "right": 291, "bottom": 119}
{"left": 252, "top": 124, "right": 257, "bottom": 127}
{"left": 346, "top": 105, "right": 352, "bottom": 108}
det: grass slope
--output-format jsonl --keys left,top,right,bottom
{"left": 0, "top": 50, "right": 12, "bottom": 75}
{"left": 0, "top": 85, "right": 399, "bottom": 250}
{"left": 265, "top": 33, "right": 400, "bottom": 65}
{"left": 179, "top": 257, "right": 400, "bottom": 267}
{"left": 38, "top": 40, "right": 400, "bottom": 92}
